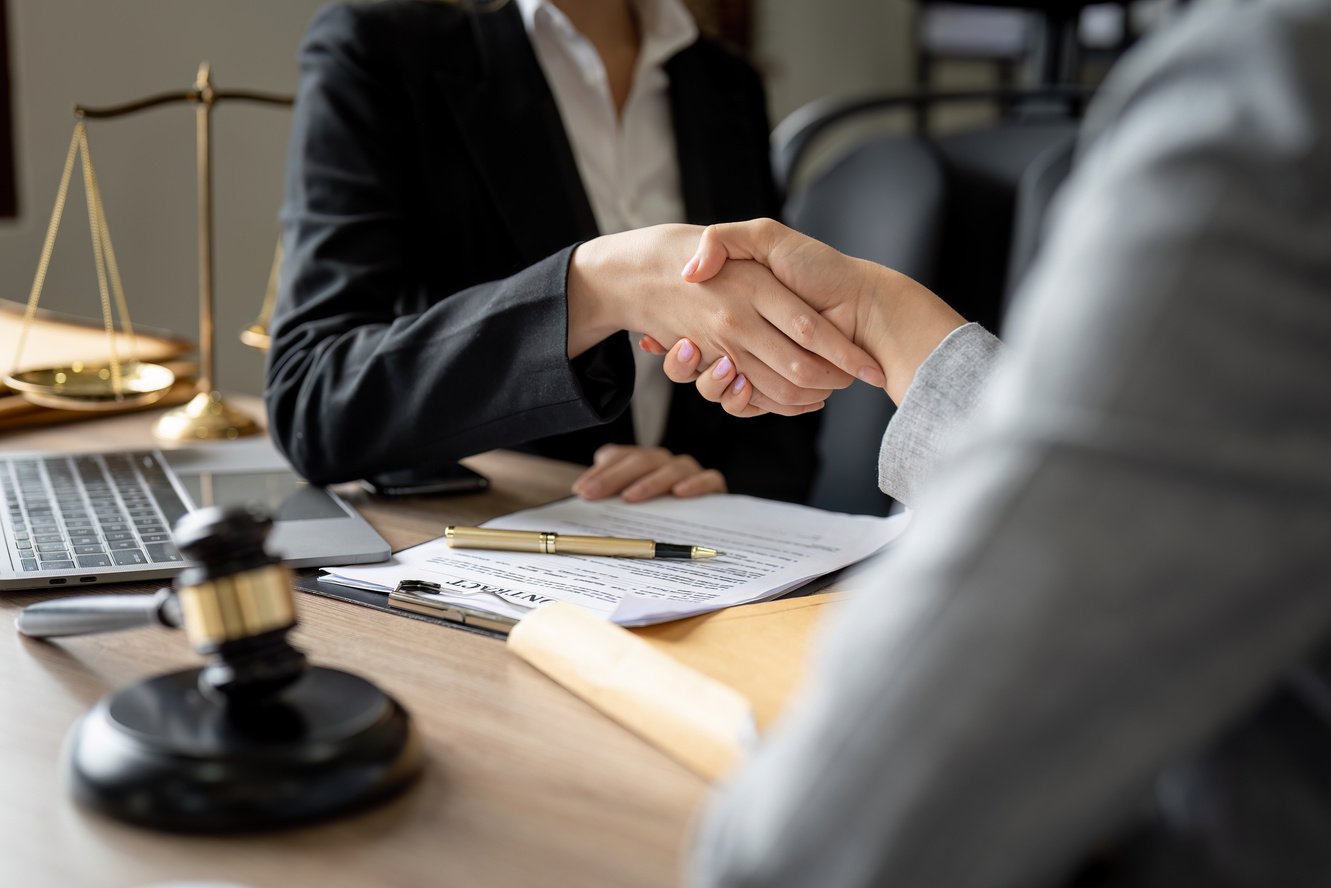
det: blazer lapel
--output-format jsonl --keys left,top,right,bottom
{"left": 666, "top": 45, "right": 760, "bottom": 225}
{"left": 433, "top": 4, "right": 599, "bottom": 261}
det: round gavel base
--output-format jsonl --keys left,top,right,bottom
{"left": 67, "top": 666, "right": 422, "bottom": 832}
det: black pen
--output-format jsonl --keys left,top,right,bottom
{"left": 444, "top": 526, "right": 721, "bottom": 559}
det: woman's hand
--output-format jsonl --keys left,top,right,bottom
{"left": 572, "top": 444, "right": 726, "bottom": 502}
{"left": 677, "top": 219, "right": 965, "bottom": 406}
{"left": 567, "top": 224, "right": 885, "bottom": 414}
{"left": 638, "top": 336, "right": 767, "bottom": 418}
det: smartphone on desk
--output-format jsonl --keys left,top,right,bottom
{"left": 360, "top": 463, "right": 489, "bottom": 497}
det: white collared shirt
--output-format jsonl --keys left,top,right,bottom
{"left": 516, "top": 0, "right": 698, "bottom": 448}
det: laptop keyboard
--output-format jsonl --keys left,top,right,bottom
{"left": 2, "top": 452, "right": 189, "bottom": 573}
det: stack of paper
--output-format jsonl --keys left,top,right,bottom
{"left": 320, "top": 494, "right": 909, "bottom": 627}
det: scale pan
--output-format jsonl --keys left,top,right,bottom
{"left": 239, "top": 323, "right": 271, "bottom": 351}
{"left": 4, "top": 361, "right": 176, "bottom": 412}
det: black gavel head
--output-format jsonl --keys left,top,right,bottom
{"left": 171, "top": 504, "right": 307, "bottom": 704}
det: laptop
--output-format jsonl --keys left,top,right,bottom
{"left": 0, "top": 439, "right": 391, "bottom": 592}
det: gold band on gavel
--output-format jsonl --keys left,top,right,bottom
{"left": 177, "top": 564, "right": 296, "bottom": 649}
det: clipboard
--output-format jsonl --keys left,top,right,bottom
{"left": 292, "top": 565, "right": 849, "bottom": 643}
{"left": 291, "top": 572, "right": 509, "bottom": 640}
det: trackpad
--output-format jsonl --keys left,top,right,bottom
{"left": 177, "top": 471, "right": 347, "bottom": 521}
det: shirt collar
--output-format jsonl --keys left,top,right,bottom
{"left": 515, "top": 0, "right": 698, "bottom": 69}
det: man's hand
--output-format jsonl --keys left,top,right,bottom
{"left": 567, "top": 224, "right": 884, "bottom": 414}
{"left": 572, "top": 444, "right": 726, "bottom": 502}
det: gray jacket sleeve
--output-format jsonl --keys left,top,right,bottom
{"left": 877, "top": 323, "right": 1003, "bottom": 505}
{"left": 692, "top": 0, "right": 1331, "bottom": 886}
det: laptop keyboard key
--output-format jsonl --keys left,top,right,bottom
{"left": 108, "top": 540, "right": 140, "bottom": 550}
{"left": 103, "top": 532, "right": 134, "bottom": 542}
{"left": 20, "top": 558, "right": 38, "bottom": 571}
{"left": 73, "top": 544, "right": 106, "bottom": 555}
{"left": 140, "top": 533, "right": 172, "bottom": 543}
{"left": 76, "top": 554, "right": 113, "bottom": 568}
{"left": 39, "top": 550, "right": 71, "bottom": 562}
{"left": 112, "top": 549, "right": 147, "bottom": 566}
{"left": 39, "top": 560, "right": 75, "bottom": 570}
{"left": 145, "top": 543, "right": 182, "bottom": 563}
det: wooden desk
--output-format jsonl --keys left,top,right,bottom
{"left": 1, "top": 399, "right": 707, "bottom": 888}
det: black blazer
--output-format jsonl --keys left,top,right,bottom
{"left": 266, "top": 0, "right": 819, "bottom": 502}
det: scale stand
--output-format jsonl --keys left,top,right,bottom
{"left": 73, "top": 63, "right": 293, "bottom": 440}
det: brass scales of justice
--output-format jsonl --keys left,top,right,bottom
{"left": 3, "top": 64, "right": 291, "bottom": 440}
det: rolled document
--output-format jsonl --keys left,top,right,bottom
{"left": 508, "top": 602, "right": 756, "bottom": 781}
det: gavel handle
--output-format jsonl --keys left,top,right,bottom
{"left": 16, "top": 587, "right": 180, "bottom": 639}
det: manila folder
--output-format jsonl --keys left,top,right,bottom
{"left": 506, "top": 593, "right": 845, "bottom": 781}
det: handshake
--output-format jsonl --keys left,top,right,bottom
{"left": 567, "top": 219, "right": 965, "bottom": 419}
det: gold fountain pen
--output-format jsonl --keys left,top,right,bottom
{"left": 444, "top": 526, "right": 721, "bottom": 560}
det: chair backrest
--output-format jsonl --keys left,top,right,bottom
{"left": 787, "top": 138, "right": 946, "bottom": 516}
{"left": 930, "top": 120, "right": 1078, "bottom": 331}
{"left": 779, "top": 91, "right": 1083, "bottom": 514}
{"left": 1005, "top": 130, "right": 1076, "bottom": 307}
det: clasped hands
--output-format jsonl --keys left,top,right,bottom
{"left": 567, "top": 220, "right": 963, "bottom": 502}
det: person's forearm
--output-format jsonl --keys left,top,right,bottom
{"left": 267, "top": 248, "right": 628, "bottom": 483}
{"left": 566, "top": 235, "right": 645, "bottom": 359}
{"left": 853, "top": 259, "right": 966, "bottom": 405}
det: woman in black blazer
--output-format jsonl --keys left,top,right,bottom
{"left": 267, "top": 0, "right": 858, "bottom": 503}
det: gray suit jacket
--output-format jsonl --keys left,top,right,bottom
{"left": 692, "top": 0, "right": 1331, "bottom": 885}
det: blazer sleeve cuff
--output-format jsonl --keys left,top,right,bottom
{"left": 877, "top": 322, "right": 1004, "bottom": 505}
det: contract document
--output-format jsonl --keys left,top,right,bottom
{"left": 320, "top": 495, "right": 909, "bottom": 626}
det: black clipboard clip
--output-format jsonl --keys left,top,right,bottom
{"left": 389, "top": 579, "right": 519, "bottom": 635}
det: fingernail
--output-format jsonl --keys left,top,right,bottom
{"left": 681, "top": 256, "right": 699, "bottom": 278}
{"left": 580, "top": 480, "right": 600, "bottom": 497}
{"left": 712, "top": 356, "right": 733, "bottom": 379}
{"left": 857, "top": 365, "right": 886, "bottom": 387}
{"left": 731, "top": 374, "right": 747, "bottom": 394}
{"left": 678, "top": 339, "right": 695, "bottom": 361}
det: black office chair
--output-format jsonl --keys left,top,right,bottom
{"left": 778, "top": 87, "right": 1089, "bottom": 515}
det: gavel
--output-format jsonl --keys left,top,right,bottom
{"left": 20, "top": 504, "right": 422, "bottom": 832}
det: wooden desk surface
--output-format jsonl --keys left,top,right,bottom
{"left": 1, "top": 398, "right": 707, "bottom": 888}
